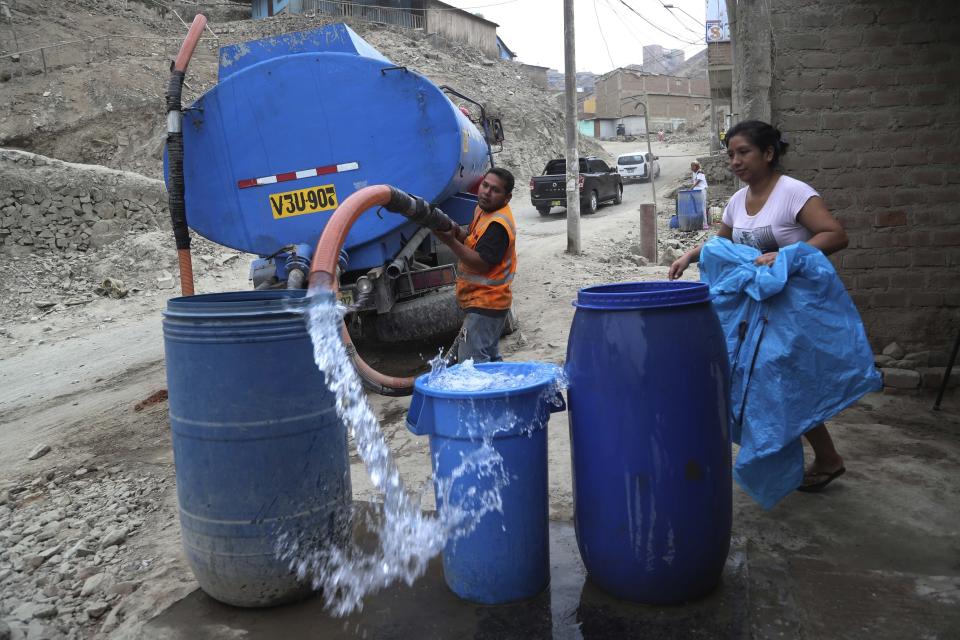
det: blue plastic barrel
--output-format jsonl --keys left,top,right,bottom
{"left": 678, "top": 189, "right": 706, "bottom": 231}
{"left": 406, "top": 362, "right": 565, "bottom": 604}
{"left": 163, "top": 290, "right": 351, "bottom": 607}
{"left": 565, "top": 282, "right": 731, "bottom": 604}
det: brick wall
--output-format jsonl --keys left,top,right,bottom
{"left": 763, "top": 0, "right": 960, "bottom": 352}
{"left": 596, "top": 69, "right": 710, "bottom": 120}
{"left": 647, "top": 94, "right": 711, "bottom": 121}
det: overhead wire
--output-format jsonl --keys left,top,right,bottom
{"left": 656, "top": 0, "right": 702, "bottom": 39}
{"left": 600, "top": 0, "right": 703, "bottom": 72}
{"left": 662, "top": 2, "right": 704, "bottom": 29}
{"left": 592, "top": 0, "right": 616, "bottom": 70}
{"left": 613, "top": 0, "right": 701, "bottom": 45}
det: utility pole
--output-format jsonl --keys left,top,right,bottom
{"left": 563, "top": 0, "right": 580, "bottom": 255}
{"left": 624, "top": 96, "right": 657, "bottom": 207}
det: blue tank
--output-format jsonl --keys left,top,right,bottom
{"left": 162, "top": 289, "right": 351, "bottom": 607}
{"left": 174, "top": 23, "right": 489, "bottom": 270}
{"left": 678, "top": 189, "right": 706, "bottom": 232}
{"left": 406, "top": 362, "right": 566, "bottom": 604}
{"left": 565, "top": 282, "right": 732, "bottom": 604}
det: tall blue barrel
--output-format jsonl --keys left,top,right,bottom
{"left": 565, "top": 282, "right": 731, "bottom": 604}
{"left": 406, "top": 362, "right": 565, "bottom": 604}
{"left": 678, "top": 189, "right": 706, "bottom": 231}
{"left": 162, "top": 290, "right": 351, "bottom": 607}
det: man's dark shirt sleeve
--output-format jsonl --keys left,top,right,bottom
{"left": 473, "top": 222, "right": 509, "bottom": 267}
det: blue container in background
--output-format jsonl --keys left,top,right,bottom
{"left": 163, "top": 290, "right": 351, "bottom": 607}
{"left": 406, "top": 362, "right": 565, "bottom": 604}
{"left": 565, "top": 282, "right": 731, "bottom": 604}
{"left": 678, "top": 189, "right": 706, "bottom": 231}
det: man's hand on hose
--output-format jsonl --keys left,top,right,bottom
{"left": 434, "top": 225, "right": 460, "bottom": 246}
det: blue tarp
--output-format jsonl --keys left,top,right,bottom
{"left": 700, "top": 238, "right": 882, "bottom": 509}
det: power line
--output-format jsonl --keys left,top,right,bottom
{"left": 592, "top": 0, "right": 615, "bottom": 70}
{"left": 662, "top": 3, "right": 703, "bottom": 30}
{"left": 614, "top": 0, "right": 701, "bottom": 45}
{"left": 656, "top": 1, "right": 701, "bottom": 39}
{"left": 600, "top": 0, "right": 702, "bottom": 71}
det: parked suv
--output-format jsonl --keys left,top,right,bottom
{"left": 616, "top": 151, "right": 661, "bottom": 182}
{"left": 529, "top": 157, "right": 623, "bottom": 216}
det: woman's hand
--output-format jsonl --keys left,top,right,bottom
{"left": 754, "top": 251, "right": 779, "bottom": 267}
{"left": 669, "top": 254, "right": 692, "bottom": 280}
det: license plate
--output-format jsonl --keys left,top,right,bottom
{"left": 551, "top": 200, "right": 561, "bottom": 206}
{"left": 337, "top": 290, "right": 354, "bottom": 306}
{"left": 269, "top": 184, "right": 338, "bottom": 219}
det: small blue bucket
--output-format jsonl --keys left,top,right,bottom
{"left": 406, "top": 362, "right": 565, "bottom": 604}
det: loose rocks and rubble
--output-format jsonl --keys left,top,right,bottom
{"left": 0, "top": 149, "right": 246, "bottom": 324}
{"left": 0, "top": 465, "right": 169, "bottom": 639}
{"left": 26, "top": 446, "right": 51, "bottom": 462}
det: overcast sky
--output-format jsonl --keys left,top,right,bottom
{"left": 443, "top": 0, "right": 708, "bottom": 74}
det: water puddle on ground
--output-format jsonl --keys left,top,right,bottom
{"left": 275, "top": 292, "right": 566, "bottom": 616}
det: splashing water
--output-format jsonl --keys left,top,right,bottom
{"left": 427, "top": 358, "right": 552, "bottom": 392}
{"left": 274, "top": 290, "right": 562, "bottom": 616}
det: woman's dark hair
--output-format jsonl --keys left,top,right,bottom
{"left": 485, "top": 167, "right": 515, "bottom": 193}
{"left": 723, "top": 120, "right": 790, "bottom": 168}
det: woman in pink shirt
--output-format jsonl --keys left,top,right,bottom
{"left": 669, "top": 120, "right": 850, "bottom": 493}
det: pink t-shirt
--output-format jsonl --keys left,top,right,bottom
{"left": 721, "top": 175, "right": 819, "bottom": 254}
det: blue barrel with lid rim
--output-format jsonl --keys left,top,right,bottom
{"left": 163, "top": 289, "right": 351, "bottom": 607}
{"left": 565, "top": 281, "right": 731, "bottom": 604}
{"left": 678, "top": 189, "right": 706, "bottom": 231}
{"left": 406, "top": 361, "right": 566, "bottom": 604}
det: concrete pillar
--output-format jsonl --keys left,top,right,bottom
{"left": 640, "top": 204, "right": 657, "bottom": 263}
{"left": 726, "top": 0, "right": 772, "bottom": 123}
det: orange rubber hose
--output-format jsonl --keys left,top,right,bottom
{"left": 309, "top": 185, "right": 417, "bottom": 395}
{"left": 177, "top": 249, "right": 195, "bottom": 297}
{"left": 174, "top": 15, "right": 207, "bottom": 73}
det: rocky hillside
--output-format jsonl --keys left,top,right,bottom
{"left": 0, "top": 1, "right": 606, "bottom": 183}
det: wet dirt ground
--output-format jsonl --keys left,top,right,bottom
{"left": 141, "top": 517, "right": 754, "bottom": 640}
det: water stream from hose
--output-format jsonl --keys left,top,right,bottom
{"left": 274, "top": 291, "right": 571, "bottom": 615}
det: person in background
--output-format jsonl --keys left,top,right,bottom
{"left": 690, "top": 161, "right": 709, "bottom": 229}
{"left": 669, "top": 120, "right": 851, "bottom": 493}
{"left": 657, "top": 128, "right": 666, "bottom": 143}
{"left": 434, "top": 168, "right": 517, "bottom": 364}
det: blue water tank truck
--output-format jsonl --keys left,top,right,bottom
{"left": 165, "top": 21, "right": 505, "bottom": 394}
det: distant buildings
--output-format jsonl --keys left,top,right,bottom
{"left": 580, "top": 67, "right": 710, "bottom": 137}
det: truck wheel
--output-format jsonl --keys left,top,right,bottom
{"left": 584, "top": 191, "right": 598, "bottom": 215}
{"left": 613, "top": 184, "right": 623, "bottom": 204}
{"left": 537, "top": 206, "right": 551, "bottom": 216}
{"left": 373, "top": 288, "right": 464, "bottom": 343}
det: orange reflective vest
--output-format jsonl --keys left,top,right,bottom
{"left": 456, "top": 204, "right": 517, "bottom": 311}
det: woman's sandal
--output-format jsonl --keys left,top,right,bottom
{"left": 796, "top": 467, "right": 846, "bottom": 493}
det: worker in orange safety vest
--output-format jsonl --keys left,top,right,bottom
{"left": 433, "top": 167, "right": 517, "bottom": 363}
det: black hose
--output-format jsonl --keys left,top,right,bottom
{"left": 166, "top": 70, "right": 190, "bottom": 252}
{"left": 384, "top": 186, "right": 454, "bottom": 232}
